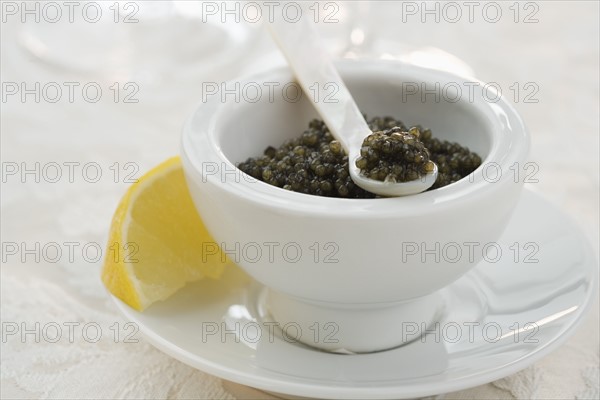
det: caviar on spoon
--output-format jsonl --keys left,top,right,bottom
{"left": 267, "top": 16, "right": 437, "bottom": 196}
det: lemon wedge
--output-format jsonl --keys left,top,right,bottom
{"left": 101, "top": 156, "right": 230, "bottom": 311}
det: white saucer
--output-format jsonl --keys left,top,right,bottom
{"left": 111, "top": 189, "right": 597, "bottom": 399}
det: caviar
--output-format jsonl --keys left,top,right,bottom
{"left": 237, "top": 116, "right": 482, "bottom": 197}
{"left": 356, "top": 127, "right": 435, "bottom": 183}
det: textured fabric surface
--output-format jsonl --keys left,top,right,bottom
{"left": 1, "top": 2, "right": 598, "bottom": 399}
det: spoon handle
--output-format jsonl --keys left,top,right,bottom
{"left": 266, "top": 15, "right": 371, "bottom": 154}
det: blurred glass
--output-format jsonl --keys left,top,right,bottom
{"left": 331, "top": 1, "right": 475, "bottom": 78}
{"left": 16, "top": 1, "right": 259, "bottom": 84}
{"left": 14, "top": 0, "right": 474, "bottom": 89}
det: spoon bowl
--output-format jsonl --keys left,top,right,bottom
{"left": 349, "top": 157, "right": 438, "bottom": 196}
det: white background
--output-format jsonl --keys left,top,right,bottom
{"left": 1, "top": 1, "right": 598, "bottom": 399}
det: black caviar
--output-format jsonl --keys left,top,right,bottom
{"left": 356, "top": 127, "right": 435, "bottom": 183}
{"left": 237, "top": 116, "right": 482, "bottom": 197}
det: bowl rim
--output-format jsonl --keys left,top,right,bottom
{"left": 181, "top": 59, "right": 529, "bottom": 217}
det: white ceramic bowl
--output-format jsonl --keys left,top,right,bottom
{"left": 181, "top": 60, "right": 529, "bottom": 352}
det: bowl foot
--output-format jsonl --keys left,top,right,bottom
{"left": 266, "top": 289, "right": 444, "bottom": 353}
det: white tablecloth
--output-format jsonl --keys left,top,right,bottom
{"left": 1, "top": 2, "right": 598, "bottom": 399}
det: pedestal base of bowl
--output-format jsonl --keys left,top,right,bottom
{"left": 267, "top": 289, "right": 444, "bottom": 353}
